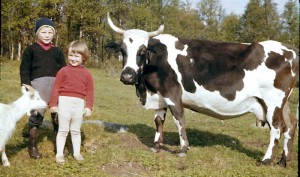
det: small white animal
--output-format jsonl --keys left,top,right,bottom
{"left": 0, "top": 84, "right": 47, "bottom": 166}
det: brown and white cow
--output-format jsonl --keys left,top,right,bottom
{"left": 105, "top": 13, "right": 299, "bottom": 167}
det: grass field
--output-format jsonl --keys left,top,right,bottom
{"left": 0, "top": 60, "right": 298, "bottom": 176}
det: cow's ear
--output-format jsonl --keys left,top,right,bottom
{"left": 148, "top": 38, "right": 160, "bottom": 46}
{"left": 148, "top": 38, "right": 166, "bottom": 54}
{"left": 148, "top": 43, "right": 166, "bottom": 54}
{"left": 105, "top": 42, "right": 121, "bottom": 54}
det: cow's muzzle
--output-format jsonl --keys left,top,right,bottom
{"left": 120, "top": 67, "right": 137, "bottom": 85}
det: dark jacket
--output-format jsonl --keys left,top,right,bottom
{"left": 20, "top": 42, "right": 66, "bottom": 85}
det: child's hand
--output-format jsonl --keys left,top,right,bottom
{"left": 50, "top": 106, "right": 58, "bottom": 113}
{"left": 83, "top": 108, "right": 92, "bottom": 117}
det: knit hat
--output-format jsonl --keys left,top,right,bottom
{"left": 35, "top": 18, "right": 56, "bottom": 34}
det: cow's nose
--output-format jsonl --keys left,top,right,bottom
{"left": 120, "top": 67, "right": 136, "bottom": 85}
{"left": 121, "top": 73, "right": 133, "bottom": 83}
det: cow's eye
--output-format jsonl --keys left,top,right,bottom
{"left": 146, "top": 50, "right": 152, "bottom": 63}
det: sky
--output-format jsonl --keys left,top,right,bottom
{"left": 219, "top": 0, "right": 290, "bottom": 15}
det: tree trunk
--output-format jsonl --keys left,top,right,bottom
{"left": 101, "top": 37, "right": 104, "bottom": 63}
{"left": 56, "top": 34, "right": 59, "bottom": 46}
{"left": 10, "top": 43, "right": 14, "bottom": 61}
{"left": 0, "top": 31, "right": 2, "bottom": 57}
{"left": 80, "top": 29, "right": 83, "bottom": 39}
{"left": 17, "top": 41, "right": 21, "bottom": 60}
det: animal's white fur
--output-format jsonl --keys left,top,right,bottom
{"left": 0, "top": 85, "right": 47, "bottom": 166}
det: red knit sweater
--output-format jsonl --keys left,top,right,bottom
{"left": 49, "top": 65, "right": 94, "bottom": 109}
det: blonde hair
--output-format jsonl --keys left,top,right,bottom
{"left": 67, "top": 41, "right": 90, "bottom": 61}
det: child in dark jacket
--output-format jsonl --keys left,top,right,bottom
{"left": 20, "top": 17, "right": 66, "bottom": 159}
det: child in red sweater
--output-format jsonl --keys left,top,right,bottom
{"left": 49, "top": 41, "right": 94, "bottom": 164}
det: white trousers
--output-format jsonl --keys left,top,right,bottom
{"left": 56, "top": 96, "right": 84, "bottom": 157}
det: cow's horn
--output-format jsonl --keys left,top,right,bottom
{"left": 22, "top": 84, "right": 34, "bottom": 91}
{"left": 148, "top": 24, "right": 164, "bottom": 37}
{"left": 107, "top": 12, "right": 125, "bottom": 34}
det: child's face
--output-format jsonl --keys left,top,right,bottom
{"left": 37, "top": 27, "right": 54, "bottom": 44}
{"left": 68, "top": 50, "right": 83, "bottom": 67}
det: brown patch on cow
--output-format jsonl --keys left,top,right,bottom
{"left": 136, "top": 39, "right": 183, "bottom": 110}
{"left": 283, "top": 49, "right": 294, "bottom": 60}
{"left": 145, "top": 71, "right": 160, "bottom": 92}
{"left": 136, "top": 78, "right": 147, "bottom": 105}
{"left": 145, "top": 39, "right": 182, "bottom": 97}
{"left": 155, "top": 115, "right": 165, "bottom": 144}
{"left": 265, "top": 51, "right": 298, "bottom": 92}
{"left": 175, "top": 40, "right": 185, "bottom": 50}
{"left": 176, "top": 39, "right": 264, "bottom": 101}
{"left": 176, "top": 54, "right": 196, "bottom": 92}
{"left": 240, "top": 43, "right": 265, "bottom": 70}
{"left": 272, "top": 107, "right": 286, "bottom": 129}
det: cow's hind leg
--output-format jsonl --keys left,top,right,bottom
{"left": 278, "top": 102, "right": 297, "bottom": 167}
{"left": 151, "top": 108, "right": 167, "bottom": 153}
{"left": 261, "top": 107, "right": 281, "bottom": 165}
{"left": 1, "top": 146, "right": 10, "bottom": 166}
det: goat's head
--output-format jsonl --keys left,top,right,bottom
{"left": 21, "top": 84, "right": 47, "bottom": 115}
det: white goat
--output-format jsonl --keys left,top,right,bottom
{"left": 0, "top": 84, "right": 47, "bottom": 166}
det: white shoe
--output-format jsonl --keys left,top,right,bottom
{"left": 56, "top": 156, "right": 65, "bottom": 164}
{"left": 74, "top": 154, "right": 84, "bottom": 161}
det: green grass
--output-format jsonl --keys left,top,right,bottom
{"left": 0, "top": 59, "right": 298, "bottom": 176}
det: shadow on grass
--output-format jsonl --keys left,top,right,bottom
{"left": 5, "top": 121, "right": 263, "bottom": 163}
{"left": 6, "top": 121, "right": 86, "bottom": 159}
{"left": 127, "top": 123, "right": 264, "bottom": 161}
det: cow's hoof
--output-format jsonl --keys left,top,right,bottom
{"left": 256, "top": 161, "right": 262, "bottom": 166}
{"left": 277, "top": 158, "right": 287, "bottom": 167}
{"left": 260, "top": 159, "right": 272, "bottom": 166}
{"left": 177, "top": 152, "right": 186, "bottom": 157}
{"left": 150, "top": 147, "right": 160, "bottom": 153}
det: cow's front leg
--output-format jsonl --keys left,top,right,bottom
{"left": 1, "top": 146, "right": 10, "bottom": 166}
{"left": 151, "top": 108, "right": 167, "bottom": 153}
{"left": 172, "top": 116, "right": 189, "bottom": 157}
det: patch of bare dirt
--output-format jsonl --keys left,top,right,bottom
{"left": 244, "top": 139, "right": 268, "bottom": 148}
{"left": 119, "top": 134, "right": 180, "bottom": 155}
{"left": 119, "top": 134, "right": 149, "bottom": 150}
{"left": 101, "top": 161, "right": 150, "bottom": 177}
